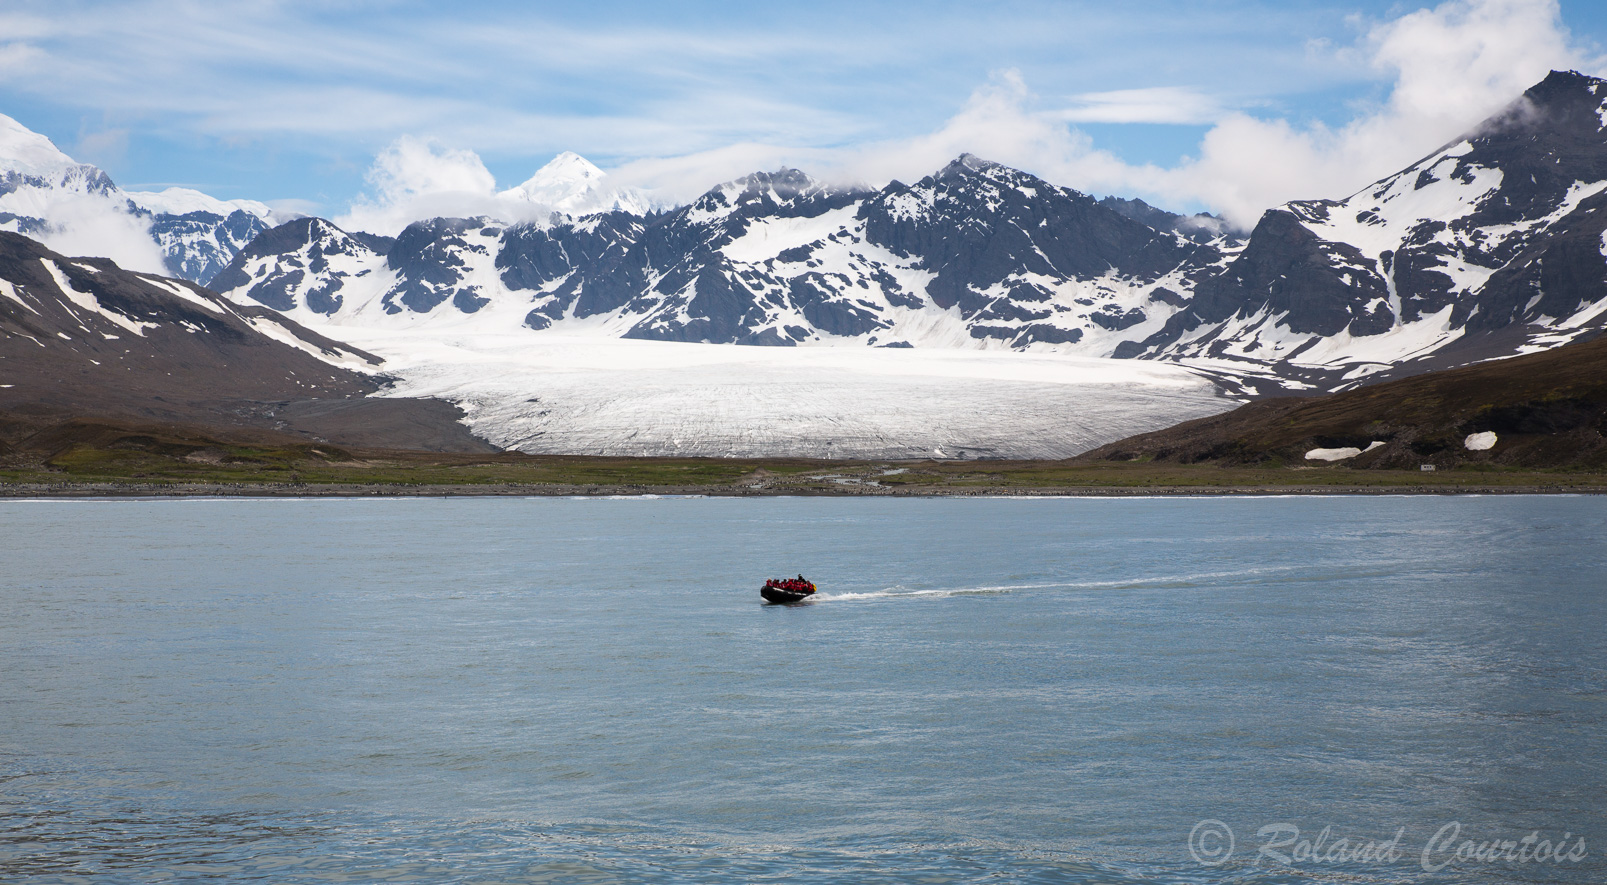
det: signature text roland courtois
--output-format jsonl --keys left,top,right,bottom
{"left": 1188, "top": 819, "right": 1589, "bottom": 872}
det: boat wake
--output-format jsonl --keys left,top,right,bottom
{"left": 813, "top": 582, "right": 1045, "bottom": 602}
{"left": 814, "top": 565, "right": 1323, "bottom": 603}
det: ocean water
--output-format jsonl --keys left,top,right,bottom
{"left": 1, "top": 495, "right": 1604, "bottom": 884}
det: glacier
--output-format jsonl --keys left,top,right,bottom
{"left": 320, "top": 328, "right": 1235, "bottom": 459}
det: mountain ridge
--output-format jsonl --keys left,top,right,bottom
{"left": 207, "top": 71, "right": 1607, "bottom": 399}
{"left": 212, "top": 156, "right": 1234, "bottom": 356}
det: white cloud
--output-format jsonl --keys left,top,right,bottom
{"left": 0, "top": 42, "right": 47, "bottom": 74}
{"left": 336, "top": 135, "right": 542, "bottom": 236}
{"left": 35, "top": 193, "right": 168, "bottom": 274}
{"left": 2, "top": 0, "right": 1583, "bottom": 261}
{"left": 1054, "top": 87, "right": 1224, "bottom": 125}
{"left": 578, "top": 72, "right": 1154, "bottom": 214}
{"left": 836, "top": 72, "right": 1151, "bottom": 191}
{"left": 364, "top": 136, "right": 497, "bottom": 205}
{"left": 605, "top": 143, "right": 816, "bottom": 205}
{"left": 822, "top": 0, "right": 1600, "bottom": 230}
{"left": 0, "top": 0, "right": 1391, "bottom": 200}
{"left": 1158, "top": 0, "right": 1598, "bottom": 227}
{"left": 598, "top": 73, "right": 1151, "bottom": 205}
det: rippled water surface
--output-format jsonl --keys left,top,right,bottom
{"left": 2, "top": 495, "right": 1604, "bottom": 883}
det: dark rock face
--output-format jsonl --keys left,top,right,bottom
{"left": 497, "top": 212, "right": 643, "bottom": 293}
{"left": 1188, "top": 208, "right": 1390, "bottom": 336}
{"left": 147, "top": 209, "right": 273, "bottom": 285}
{"left": 1468, "top": 190, "right": 1607, "bottom": 332}
{"left": 791, "top": 274, "right": 888, "bottom": 337}
{"left": 210, "top": 217, "right": 383, "bottom": 315}
{"left": 586, "top": 169, "right": 872, "bottom": 340}
{"left": 546, "top": 159, "right": 1222, "bottom": 346}
{"left": 860, "top": 155, "right": 1207, "bottom": 313}
{"left": 1364, "top": 71, "right": 1607, "bottom": 333}
{"left": 1089, "top": 306, "right": 1147, "bottom": 332}
{"left": 382, "top": 217, "right": 494, "bottom": 314}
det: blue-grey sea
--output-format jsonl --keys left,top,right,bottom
{"left": 2, "top": 495, "right": 1604, "bottom": 884}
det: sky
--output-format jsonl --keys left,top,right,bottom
{"left": 3, "top": 0, "right": 1606, "bottom": 234}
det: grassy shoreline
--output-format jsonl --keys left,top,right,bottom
{"left": 4, "top": 485, "right": 1605, "bottom": 498}
{"left": 4, "top": 426, "right": 1604, "bottom": 496}
{"left": 5, "top": 458, "right": 1606, "bottom": 497}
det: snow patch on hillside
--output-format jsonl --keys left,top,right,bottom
{"left": 40, "top": 258, "right": 157, "bottom": 336}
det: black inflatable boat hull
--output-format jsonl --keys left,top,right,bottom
{"left": 761, "top": 586, "right": 814, "bottom": 604}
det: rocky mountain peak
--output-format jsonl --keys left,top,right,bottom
{"left": 939, "top": 153, "right": 997, "bottom": 177}
{"left": 681, "top": 167, "right": 852, "bottom": 225}
{"left": 729, "top": 168, "right": 821, "bottom": 201}
{"left": 1521, "top": 68, "right": 1607, "bottom": 118}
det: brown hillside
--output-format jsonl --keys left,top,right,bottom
{"left": 1079, "top": 334, "right": 1607, "bottom": 469}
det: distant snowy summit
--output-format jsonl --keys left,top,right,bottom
{"left": 1, "top": 111, "right": 122, "bottom": 225}
{"left": 0, "top": 112, "right": 282, "bottom": 284}
{"left": 125, "top": 189, "right": 285, "bottom": 285}
{"left": 124, "top": 187, "right": 278, "bottom": 222}
{"left": 500, "top": 151, "right": 656, "bottom": 216}
{"left": 0, "top": 113, "right": 115, "bottom": 189}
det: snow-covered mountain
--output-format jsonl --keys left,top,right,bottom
{"left": 0, "top": 114, "right": 120, "bottom": 210}
{"left": 1135, "top": 69, "right": 1607, "bottom": 386}
{"left": 214, "top": 157, "right": 1238, "bottom": 352}
{"left": 1, "top": 113, "right": 145, "bottom": 267}
{"left": 126, "top": 188, "right": 282, "bottom": 285}
{"left": 0, "top": 112, "right": 282, "bottom": 285}
{"left": 500, "top": 151, "right": 656, "bottom": 216}
{"left": 216, "top": 70, "right": 1607, "bottom": 397}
